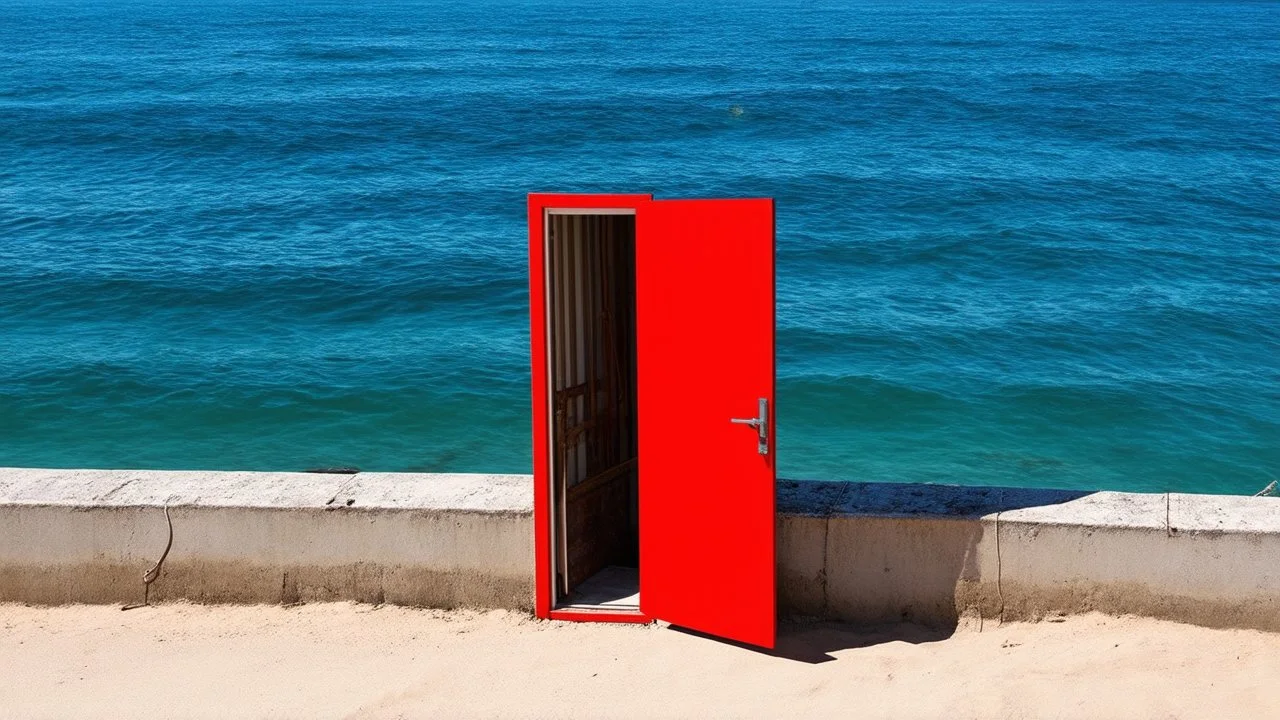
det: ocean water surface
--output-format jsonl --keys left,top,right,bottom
{"left": 1, "top": 0, "right": 1277, "bottom": 494}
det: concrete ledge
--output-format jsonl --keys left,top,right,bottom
{"left": 777, "top": 480, "right": 1280, "bottom": 631}
{"left": 0, "top": 468, "right": 532, "bottom": 609}
{"left": 3, "top": 468, "right": 1278, "bottom": 633}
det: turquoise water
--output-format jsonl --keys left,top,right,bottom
{"left": 1, "top": 0, "right": 1276, "bottom": 494}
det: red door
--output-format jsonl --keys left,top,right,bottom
{"left": 636, "top": 198, "right": 776, "bottom": 648}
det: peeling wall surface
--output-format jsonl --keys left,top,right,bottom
{"left": 2, "top": 469, "right": 1277, "bottom": 633}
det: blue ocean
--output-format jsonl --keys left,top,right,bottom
{"left": 1, "top": 0, "right": 1276, "bottom": 494}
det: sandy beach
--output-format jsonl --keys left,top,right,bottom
{"left": 2, "top": 602, "right": 1277, "bottom": 719}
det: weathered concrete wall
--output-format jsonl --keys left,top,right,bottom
{"left": 3, "top": 468, "right": 1278, "bottom": 633}
{"left": 0, "top": 469, "right": 533, "bottom": 609}
{"left": 777, "top": 480, "right": 1280, "bottom": 631}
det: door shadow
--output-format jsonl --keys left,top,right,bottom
{"left": 669, "top": 619, "right": 954, "bottom": 664}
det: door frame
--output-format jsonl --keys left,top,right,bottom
{"left": 528, "top": 193, "right": 652, "bottom": 622}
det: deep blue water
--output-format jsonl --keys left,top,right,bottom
{"left": 1, "top": 0, "right": 1277, "bottom": 494}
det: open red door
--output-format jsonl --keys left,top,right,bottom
{"left": 636, "top": 198, "right": 776, "bottom": 648}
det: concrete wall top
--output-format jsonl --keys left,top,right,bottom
{"left": 327, "top": 472, "right": 531, "bottom": 514}
{"left": 778, "top": 479, "right": 1278, "bottom": 535}
{"left": 0, "top": 468, "right": 530, "bottom": 514}
{"left": 1169, "top": 491, "right": 1280, "bottom": 535}
{"left": 2, "top": 468, "right": 1274, "bottom": 531}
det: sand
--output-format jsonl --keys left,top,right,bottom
{"left": 2, "top": 603, "right": 1276, "bottom": 719}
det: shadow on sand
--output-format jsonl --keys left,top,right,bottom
{"left": 671, "top": 620, "right": 954, "bottom": 664}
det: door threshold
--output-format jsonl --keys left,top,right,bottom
{"left": 558, "top": 602, "right": 640, "bottom": 611}
{"left": 548, "top": 607, "right": 651, "bottom": 624}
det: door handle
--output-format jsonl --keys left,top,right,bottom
{"left": 729, "top": 398, "right": 769, "bottom": 455}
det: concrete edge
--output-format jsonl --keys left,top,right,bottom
{"left": 0, "top": 467, "right": 533, "bottom": 514}
{"left": 3, "top": 468, "right": 1278, "bottom": 634}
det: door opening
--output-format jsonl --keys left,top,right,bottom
{"left": 544, "top": 210, "right": 640, "bottom": 612}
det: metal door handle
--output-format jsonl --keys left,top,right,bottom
{"left": 730, "top": 398, "right": 769, "bottom": 455}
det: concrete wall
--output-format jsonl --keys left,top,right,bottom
{"left": 776, "top": 481, "right": 1280, "bottom": 631}
{"left": 3, "top": 468, "right": 1278, "bottom": 632}
{"left": 0, "top": 469, "right": 533, "bottom": 609}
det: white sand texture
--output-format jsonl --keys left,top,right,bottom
{"left": 2, "top": 603, "right": 1277, "bottom": 719}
